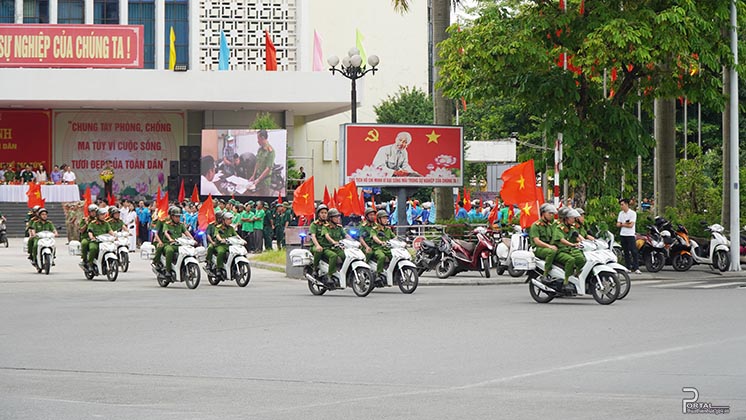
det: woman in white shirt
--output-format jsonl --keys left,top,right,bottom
{"left": 35, "top": 164, "right": 49, "bottom": 182}
{"left": 120, "top": 201, "right": 138, "bottom": 251}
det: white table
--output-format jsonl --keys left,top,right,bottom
{"left": 0, "top": 184, "right": 81, "bottom": 202}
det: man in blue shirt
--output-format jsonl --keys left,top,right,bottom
{"left": 455, "top": 201, "right": 468, "bottom": 221}
{"left": 135, "top": 200, "right": 151, "bottom": 246}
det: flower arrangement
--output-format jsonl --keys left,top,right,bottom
{"left": 100, "top": 168, "right": 115, "bottom": 183}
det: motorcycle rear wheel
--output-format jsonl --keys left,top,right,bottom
{"left": 2, "top": 237, "right": 8, "bottom": 248}
{"left": 507, "top": 260, "right": 526, "bottom": 278}
{"left": 157, "top": 275, "right": 170, "bottom": 287}
{"left": 529, "top": 278, "right": 555, "bottom": 303}
{"left": 615, "top": 269, "right": 631, "bottom": 300}
{"left": 591, "top": 272, "right": 620, "bottom": 305}
{"left": 84, "top": 266, "right": 95, "bottom": 280}
{"left": 350, "top": 267, "right": 373, "bottom": 297}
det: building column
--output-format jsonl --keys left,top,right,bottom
{"left": 14, "top": 0, "right": 22, "bottom": 23}
{"left": 84, "top": 0, "right": 93, "bottom": 23}
{"left": 188, "top": 0, "right": 199, "bottom": 71}
{"left": 119, "top": 0, "right": 128, "bottom": 24}
{"left": 49, "top": 0, "right": 58, "bottom": 23}
{"left": 155, "top": 0, "right": 165, "bottom": 69}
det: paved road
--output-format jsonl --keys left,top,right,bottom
{"left": 0, "top": 239, "right": 744, "bottom": 420}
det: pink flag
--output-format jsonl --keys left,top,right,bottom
{"left": 312, "top": 30, "right": 324, "bottom": 71}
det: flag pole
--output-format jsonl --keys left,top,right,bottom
{"left": 555, "top": 0, "right": 567, "bottom": 207}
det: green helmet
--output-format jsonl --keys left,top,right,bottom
{"left": 215, "top": 211, "right": 224, "bottom": 221}
{"left": 376, "top": 210, "right": 388, "bottom": 219}
{"left": 108, "top": 207, "right": 120, "bottom": 216}
{"left": 328, "top": 208, "right": 341, "bottom": 217}
{"left": 315, "top": 204, "right": 328, "bottom": 216}
{"left": 169, "top": 206, "right": 182, "bottom": 217}
{"left": 364, "top": 207, "right": 376, "bottom": 217}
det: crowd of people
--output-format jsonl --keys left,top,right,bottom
{"left": 0, "top": 163, "right": 77, "bottom": 184}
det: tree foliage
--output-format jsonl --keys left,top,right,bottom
{"left": 374, "top": 86, "right": 433, "bottom": 125}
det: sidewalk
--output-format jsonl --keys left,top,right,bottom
{"left": 246, "top": 252, "right": 746, "bottom": 286}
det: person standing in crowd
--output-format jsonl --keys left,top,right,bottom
{"left": 3, "top": 164, "right": 16, "bottom": 182}
{"left": 263, "top": 203, "right": 274, "bottom": 251}
{"left": 455, "top": 201, "right": 468, "bottom": 221}
{"left": 121, "top": 200, "right": 137, "bottom": 250}
{"left": 50, "top": 165, "right": 62, "bottom": 183}
{"left": 272, "top": 203, "right": 292, "bottom": 249}
{"left": 135, "top": 201, "right": 151, "bottom": 246}
{"left": 101, "top": 160, "right": 115, "bottom": 199}
{"left": 240, "top": 201, "right": 255, "bottom": 252}
{"left": 298, "top": 166, "right": 306, "bottom": 181}
{"left": 616, "top": 198, "right": 641, "bottom": 274}
{"left": 252, "top": 201, "right": 266, "bottom": 252}
{"left": 20, "top": 164, "right": 35, "bottom": 183}
{"left": 62, "top": 165, "right": 76, "bottom": 184}
{"left": 0, "top": 163, "right": 5, "bottom": 179}
{"left": 249, "top": 130, "right": 275, "bottom": 196}
{"left": 34, "top": 164, "right": 48, "bottom": 182}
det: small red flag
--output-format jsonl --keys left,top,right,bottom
{"left": 559, "top": 0, "right": 565, "bottom": 10}
{"left": 198, "top": 195, "right": 215, "bottom": 231}
{"left": 191, "top": 184, "right": 199, "bottom": 203}
{"left": 464, "top": 189, "right": 472, "bottom": 212}
{"left": 293, "top": 177, "right": 315, "bottom": 216}
{"left": 278, "top": 192, "right": 283, "bottom": 204}
{"left": 107, "top": 192, "right": 116, "bottom": 206}
{"left": 358, "top": 189, "right": 366, "bottom": 215}
{"left": 265, "top": 30, "right": 277, "bottom": 71}
{"left": 177, "top": 178, "right": 185, "bottom": 203}
{"left": 323, "top": 186, "right": 332, "bottom": 208}
{"left": 156, "top": 191, "right": 169, "bottom": 221}
{"left": 487, "top": 204, "right": 499, "bottom": 227}
{"left": 26, "top": 182, "right": 45, "bottom": 208}
{"left": 83, "top": 186, "right": 92, "bottom": 217}
{"left": 500, "top": 160, "right": 539, "bottom": 205}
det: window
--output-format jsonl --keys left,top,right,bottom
{"left": 164, "top": 0, "right": 188, "bottom": 69}
{"left": 23, "top": 0, "right": 49, "bottom": 23}
{"left": 94, "top": 0, "right": 118, "bottom": 24}
{"left": 0, "top": 0, "right": 13, "bottom": 23}
{"left": 129, "top": 0, "right": 154, "bottom": 69}
{"left": 58, "top": 0, "right": 83, "bottom": 23}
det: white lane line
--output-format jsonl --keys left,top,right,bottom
{"left": 634, "top": 280, "right": 665, "bottom": 285}
{"left": 694, "top": 282, "right": 746, "bottom": 289}
{"left": 651, "top": 281, "right": 707, "bottom": 288}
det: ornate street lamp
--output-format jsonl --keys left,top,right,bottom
{"left": 327, "top": 48, "right": 380, "bottom": 123}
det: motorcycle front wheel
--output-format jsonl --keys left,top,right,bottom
{"left": 482, "top": 257, "right": 491, "bottom": 278}
{"left": 350, "top": 267, "right": 373, "bottom": 297}
{"left": 234, "top": 261, "right": 251, "bottom": 287}
{"left": 713, "top": 250, "right": 730, "bottom": 272}
{"left": 183, "top": 262, "right": 201, "bottom": 289}
{"left": 672, "top": 253, "right": 694, "bottom": 272}
{"left": 2, "top": 237, "right": 7, "bottom": 248}
{"left": 106, "top": 258, "right": 118, "bottom": 281}
{"left": 119, "top": 251, "right": 129, "bottom": 272}
{"left": 644, "top": 251, "right": 665, "bottom": 273}
{"left": 591, "top": 272, "right": 620, "bottom": 305}
{"left": 42, "top": 254, "right": 51, "bottom": 275}
{"left": 395, "top": 266, "right": 419, "bottom": 294}
{"left": 435, "top": 257, "right": 456, "bottom": 279}
{"left": 615, "top": 269, "right": 631, "bottom": 300}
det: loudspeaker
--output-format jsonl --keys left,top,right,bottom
{"left": 183, "top": 175, "right": 200, "bottom": 195}
{"left": 190, "top": 146, "right": 201, "bottom": 160}
{"left": 168, "top": 175, "right": 179, "bottom": 199}
{"left": 180, "top": 145, "right": 201, "bottom": 161}
{"left": 180, "top": 161, "right": 190, "bottom": 175}
{"left": 189, "top": 160, "right": 200, "bottom": 175}
{"left": 169, "top": 160, "right": 179, "bottom": 177}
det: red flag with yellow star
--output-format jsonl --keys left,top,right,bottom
{"left": 26, "top": 182, "right": 45, "bottom": 208}
{"left": 500, "top": 160, "right": 538, "bottom": 205}
{"left": 198, "top": 194, "right": 215, "bottom": 231}
{"left": 336, "top": 181, "right": 358, "bottom": 216}
{"left": 519, "top": 200, "right": 540, "bottom": 229}
{"left": 292, "top": 177, "right": 315, "bottom": 216}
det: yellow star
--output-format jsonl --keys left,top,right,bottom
{"left": 301, "top": 193, "right": 309, "bottom": 203}
{"left": 426, "top": 130, "right": 440, "bottom": 144}
{"left": 522, "top": 202, "right": 532, "bottom": 215}
{"left": 517, "top": 175, "right": 525, "bottom": 189}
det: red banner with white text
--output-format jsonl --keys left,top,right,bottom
{"left": 0, "top": 110, "right": 52, "bottom": 171}
{"left": 0, "top": 24, "right": 144, "bottom": 68}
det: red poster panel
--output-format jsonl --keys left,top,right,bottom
{"left": 343, "top": 124, "right": 463, "bottom": 187}
{"left": 0, "top": 24, "right": 144, "bottom": 68}
{"left": 0, "top": 110, "right": 52, "bottom": 171}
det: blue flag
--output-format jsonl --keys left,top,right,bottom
{"left": 219, "top": 31, "right": 229, "bottom": 70}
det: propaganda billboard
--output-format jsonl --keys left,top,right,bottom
{"left": 0, "top": 24, "right": 144, "bottom": 68}
{"left": 0, "top": 110, "right": 52, "bottom": 170}
{"left": 342, "top": 124, "right": 463, "bottom": 187}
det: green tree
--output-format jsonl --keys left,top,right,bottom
{"left": 374, "top": 86, "right": 433, "bottom": 124}
{"left": 250, "top": 112, "right": 299, "bottom": 191}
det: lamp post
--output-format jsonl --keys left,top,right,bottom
{"left": 327, "top": 48, "right": 380, "bottom": 123}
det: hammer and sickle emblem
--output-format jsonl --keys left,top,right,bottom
{"left": 364, "top": 129, "right": 380, "bottom": 142}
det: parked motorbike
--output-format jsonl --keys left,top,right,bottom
{"left": 28, "top": 231, "right": 56, "bottom": 275}
{"left": 515, "top": 241, "right": 620, "bottom": 305}
{"left": 205, "top": 235, "right": 252, "bottom": 287}
{"left": 290, "top": 237, "right": 373, "bottom": 297}
{"left": 439, "top": 227, "right": 495, "bottom": 278}
{"left": 413, "top": 234, "right": 452, "bottom": 279}
{"left": 368, "top": 238, "right": 419, "bottom": 294}
{"left": 0, "top": 219, "right": 8, "bottom": 248}
{"left": 143, "top": 238, "right": 201, "bottom": 289}
{"left": 79, "top": 234, "right": 119, "bottom": 281}
{"left": 115, "top": 231, "right": 131, "bottom": 273}
{"left": 495, "top": 225, "right": 529, "bottom": 277}
{"left": 690, "top": 223, "right": 730, "bottom": 272}
{"left": 635, "top": 225, "right": 667, "bottom": 273}
{"left": 656, "top": 218, "right": 694, "bottom": 271}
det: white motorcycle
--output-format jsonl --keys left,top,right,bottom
{"left": 28, "top": 231, "right": 56, "bottom": 275}
{"left": 513, "top": 241, "right": 620, "bottom": 305}
{"left": 290, "top": 238, "right": 373, "bottom": 297}
{"left": 144, "top": 237, "right": 201, "bottom": 289}
{"left": 368, "top": 238, "right": 419, "bottom": 294}
{"left": 115, "top": 231, "right": 131, "bottom": 273}
{"left": 495, "top": 226, "right": 529, "bottom": 277}
{"left": 206, "top": 235, "right": 252, "bottom": 287}
{"left": 690, "top": 224, "right": 730, "bottom": 272}
{"left": 79, "top": 234, "right": 119, "bottom": 281}
{"left": 588, "top": 239, "right": 631, "bottom": 300}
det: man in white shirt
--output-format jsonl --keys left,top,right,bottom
{"left": 371, "top": 131, "right": 421, "bottom": 177}
{"left": 616, "top": 198, "right": 640, "bottom": 273}
{"left": 61, "top": 165, "right": 77, "bottom": 184}
{"left": 200, "top": 156, "right": 222, "bottom": 196}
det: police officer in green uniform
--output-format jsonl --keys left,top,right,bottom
{"left": 79, "top": 204, "right": 99, "bottom": 265}
{"left": 557, "top": 208, "right": 586, "bottom": 279}
{"left": 263, "top": 202, "right": 274, "bottom": 250}
{"left": 530, "top": 203, "right": 577, "bottom": 293}
{"left": 86, "top": 208, "right": 114, "bottom": 267}
{"left": 151, "top": 215, "right": 166, "bottom": 268}
{"left": 214, "top": 212, "right": 237, "bottom": 274}
{"left": 205, "top": 210, "right": 223, "bottom": 272}
{"left": 28, "top": 208, "right": 57, "bottom": 263}
{"left": 160, "top": 206, "right": 193, "bottom": 277}
{"left": 249, "top": 129, "right": 275, "bottom": 196}
{"left": 25, "top": 205, "right": 41, "bottom": 238}
{"left": 370, "top": 210, "right": 396, "bottom": 278}
{"left": 107, "top": 207, "right": 127, "bottom": 232}
{"left": 575, "top": 208, "right": 595, "bottom": 240}
{"left": 320, "top": 208, "right": 349, "bottom": 275}
{"left": 358, "top": 207, "right": 379, "bottom": 261}
{"left": 309, "top": 205, "right": 329, "bottom": 272}
{"left": 272, "top": 203, "right": 292, "bottom": 249}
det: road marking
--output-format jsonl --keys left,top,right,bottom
{"left": 651, "top": 281, "right": 707, "bottom": 288}
{"left": 633, "top": 280, "right": 665, "bottom": 285}
{"left": 693, "top": 282, "right": 746, "bottom": 289}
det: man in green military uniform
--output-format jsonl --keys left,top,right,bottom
{"left": 214, "top": 212, "right": 238, "bottom": 274}
{"left": 249, "top": 129, "right": 276, "bottom": 196}
{"left": 3, "top": 166, "right": 16, "bottom": 182}
{"left": 107, "top": 207, "right": 128, "bottom": 232}
{"left": 272, "top": 203, "right": 292, "bottom": 249}
{"left": 263, "top": 203, "right": 274, "bottom": 250}
{"left": 575, "top": 208, "right": 595, "bottom": 241}
{"left": 86, "top": 208, "right": 114, "bottom": 267}
{"left": 160, "top": 206, "right": 194, "bottom": 277}
{"left": 557, "top": 208, "right": 586, "bottom": 279}
{"left": 79, "top": 204, "right": 99, "bottom": 265}
{"left": 369, "top": 210, "right": 396, "bottom": 279}
{"left": 25, "top": 205, "right": 41, "bottom": 237}
{"left": 252, "top": 201, "right": 266, "bottom": 252}
{"left": 205, "top": 210, "right": 223, "bottom": 272}
{"left": 309, "top": 205, "right": 329, "bottom": 272}
{"left": 358, "top": 207, "right": 379, "bottom": 262}
{"left": 150, "top": 215, "right": 166, "bottom": 267}
{"left": 320, "top": 208, "right": 349, "bottom": 276}
{"left": 28, "top": 208, "right": 57, "bottom": 263}
{"left": 529, "top": 203, "right": 577, "bottom": 293}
